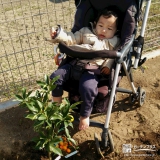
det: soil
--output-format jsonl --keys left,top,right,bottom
{"left": 0, "top": 55, "right": 160, "bottom": 160}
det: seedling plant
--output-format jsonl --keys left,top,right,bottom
{"left": 15, "top": 75, "right": 80, "bottom": 160}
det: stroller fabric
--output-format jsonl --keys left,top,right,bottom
{"left": 72, "top": 0, "right": 137, "bottom": 46}
{"left": 54, "top": 0, "right": 140, "bottom": 114}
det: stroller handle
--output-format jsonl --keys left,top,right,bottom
{"left": 117, "top": 35, "right": 135, "bottom": 63}
{"left": 58, "top": 42, "right": 121, "bottom": 59}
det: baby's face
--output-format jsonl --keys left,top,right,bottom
{"left": 95, "top": 15, "right": 117, "bottom": 40}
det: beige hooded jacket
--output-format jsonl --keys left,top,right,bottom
{"left": 49, "top": 23, "right": 120, "bottom": 69}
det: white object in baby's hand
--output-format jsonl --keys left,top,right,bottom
{"left": 51, "top": 27, "right": 55, "bottom": 32}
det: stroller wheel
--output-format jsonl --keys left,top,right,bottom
{"left": 138, "top": 87, "right": 146, "bottom": 106}
{"left": 94, "top": 131, "right": 114, "bottom": 157}
{"left": 129, "top": 93, "right": 136, "bottom": 104}
{"left": 94, "top": 133, "right": 104, "bottom": 158}
{"left": 108, "top": 130, "right": 114, "bottom": 152}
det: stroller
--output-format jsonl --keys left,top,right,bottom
{"left": 53, "top": 0, "right": 151, "bottom": 156}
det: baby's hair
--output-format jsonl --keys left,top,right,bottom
{"left": 95, "top": 6, "right": 121, "bottom": 31}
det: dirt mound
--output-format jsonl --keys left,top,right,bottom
{"left": 0, "top": 56, "right": 160, "bottom": 160}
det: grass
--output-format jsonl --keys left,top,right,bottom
{"left": 0, "top": 0, "right": 159, "bottom": 102}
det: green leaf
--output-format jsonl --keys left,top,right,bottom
{"left": 57, "top": 127, "right": 65, "bottom": 133}
{"left": 70, "top": 101, "right": 82, "bottom": 109}
{"left": 64, "top": 122, "right": 70, "bottom": 137}
{"left": 50, "top": 75, "right": 60, "bottom": 84}
{"left": 36, "top": 81, "right": 47, "bottom": 90}
{"left": 45, "top": 102, "right": 53, "bottom": 112}
{"left": 46, "top": 102, "right": 59, "bottom": 115}
{"left": 14, "top": 95, "right": 24, "bottom": 102}
{"left": 42, "top": 85, "right": 48, "bottom": 90}
{"left": 46, "top": 120, "right": 52, "bottom": 128}
{"left": 34, "top": 120, "right": 44, "bottom": 130}
{"left": 54, "top": 121, "right": 62, "bottom": 130}
{"left": 64, "top": 121, "right": 69, "bottom": 128}
{"left": 37, "top": 100, "right": 43, "bottom": 109}
{"left": 27, "top": 90, "right": 33, "bottom": 97}
{"left": 52, "top": 137, "right": 61, "bottom": 144}
{"left": 43, "top": 93, "right": 48, "bottom": 103}
{"left": 35, "top": 139, "right": 45, "bottom": 150}
{"left": 25, "top": 114, "right": 37, "bottom": 120}
{"left": 38, "top": 114, "right": 46, "bottom": 120}
{"left": 68, "top": 122, "right": 73, "bottom": 128}
{"left": 65, "top": 114, "right": 72, "bottom": 121}
{"left": 49, "top": 85, "right": 56, "bottom": 91}
{"left": 35, "top": 90, "right": 41, "bottom": 98}
{"left": 50, "top": 115, "right": 62, "bottom": 121}
{"left": 60, "top": 103, "right": 70, "bottom": 117}
{"left": 44, "top": 75, "right": 49, "bottom": 85}
{"left": 22, "top": 88, "right": 26, "bottom": 99}
{"left": 49, "top": 142, "right": 63, "bottom": 156}
{"left": 39, "top": 131, "right": 46, "bottom": 139}
{"left": 68, "top": 137, "right": 77, "bottom": 146}
{"left": 32, "top": 136, "right": 40, "bottom": 143}
{"left": 26, "top": 103, "right": 39, "bottom": 113}
{"left": 36, "top": 81, "right": 46, "bottom": 87}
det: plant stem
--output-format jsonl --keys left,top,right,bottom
{"left": 48, "top": 152, "right": 52, "bottom": 160}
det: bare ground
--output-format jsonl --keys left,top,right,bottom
{"left": 0, "top": 55, "right": 160, "bottom": 160}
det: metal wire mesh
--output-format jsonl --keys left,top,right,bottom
{"left": 0, "top": 0, "right": 160, "bottom": 102}
{"left": 0, "top": 0, "right": 76, "bottom": 102}
{"left": 143, "top": 0, "right": 160, "bottom": 52}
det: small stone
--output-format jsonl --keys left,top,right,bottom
{"left": 139, "top": 132, "right": 145, "bottom": 137}
{"left": 127, "top": 129, "right": 133, "bottom": 134}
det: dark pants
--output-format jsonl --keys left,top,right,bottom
{"left": 50, "top": 64, "right": 99, "bottom": 117}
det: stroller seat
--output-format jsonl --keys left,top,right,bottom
{"left": 53, "top": 0, "right": 150, "bottom": 154}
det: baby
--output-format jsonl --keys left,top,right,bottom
{"left": 49, "top": 7, "right": 120, "bottom": 130}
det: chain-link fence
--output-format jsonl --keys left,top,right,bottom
{"left": 143, "top": 0, "right": 160, "bottom": 51}
{"left": 0, "top": 0, "right": 160, "bottom": 102}
{"left": 0, "top": 0, "right": 76, "bottom": 102}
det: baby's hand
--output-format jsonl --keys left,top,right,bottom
{"left": 50, "top": 27, "right": 57, "bottom": 39}
{"left": 79, "top": 116, "right": 89, "bottom": 130}
{"left": 54, "top": 53, "right": 61, "bottom": 66}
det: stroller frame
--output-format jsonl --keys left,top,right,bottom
{"left": 54, "top": 0, "right": 151, "bottom": 155}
